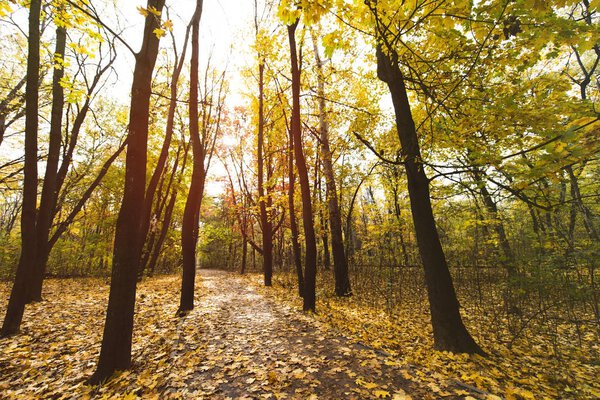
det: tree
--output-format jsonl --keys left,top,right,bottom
{"left": 287, "top": 17, "right": 317, "bottom": 312}
{"left": 1, "top": 0, "right": 42, "bottom": 337}
{"left": 179, "top": 0, "right": 204, "bottom": 315}
{"left": 88, "top": 0, "right": 166, "bottom": 383}
{"left": 256, "top": 8, "right": 273, "bottom": 286}
{"left": 311, "top": 31, "right": 351, "bottom": 296}
{"left": 138, "top": 15, "right": 193, "bottom": 279}
{"left": 367, "top": 1, "right": 483, "bottom": 353}
{"left": 29, "top": 21, "right": 67, "bottom": 302}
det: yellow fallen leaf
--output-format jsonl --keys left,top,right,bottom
{"left": 356, "top": 378, "right": 378, "bottom": 389}
{"left": 392, "top": 389, "right": 412, "bottom": 400}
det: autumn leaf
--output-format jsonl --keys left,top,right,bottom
{"left": 136, "top": 6, "right": 148, "bottom": 17}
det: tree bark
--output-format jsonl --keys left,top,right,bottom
{"left": 138, "top": 21, "right": 192, "bottom": 278}
{"left": 179, "top": 0, "right": 205, "bottom": 315}
{"left": 257, "top": 61, "right": 273, "bottom": 286}
{"left": 376, "top": 45, "right": 483, "bottom": 354}
{"left": 288, "top": 131, "right": 304, "bottom": 296}
{"left": 471, "top": 166, "right": 516, "bottom": 276}
{"left": 29, "top": 25, "right": 67, "bottom": 302}
{"left": 288, "top": 19, "right": 317, "bottom": 311}
{"left": 87, "top": 0, "right": 165, "bottom": 383}
{"left": 1, "top": 0, "right": 41, "bottom": 337}
{"left": 312, "top": 33, "right": 351, "bottom": 296}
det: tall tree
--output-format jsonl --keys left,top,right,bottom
{"left": 256, "top": 43, "right": 273, "bottom": 286}
{"left": 1, "top": 0, "right": 41, "bottom": 337}
{"left": 288, "top": 120, "right": 304, "bottom": 297}
{"left": 287, "top": 18, "right": 317, "bottom": 311}
{"left": 88, "top": 0, "right": 166, "bottom": 383}
{"left": 374, "top": 39, "right": 483, "bottom": 354}
{"left": 179, "top": 0, "right": 205, "bottom": 315}
{"left": 138, "top": 18, "right": 193, "bottom": 279}
{"left": 312, "top": 32, "right": 351, "bottom": 296}
{"left": 29, "top": 23, "right": 67, "bottom": 302}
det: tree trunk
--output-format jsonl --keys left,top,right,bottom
{"left": 1, "top": 0, "right": 41, "bottom": 337}
{"left": 177, "top": 0, "right": 205, "bottom": 316}
{"left": 29, "top": 25, "right": 67, "bottom": 302}
{"left": 179, "top": 0, "right": 205, "bottom": 315}
{"left": 257, "top": 61, "right": 273, "bottom": 286}
{"left": 241, "top": 236, "right": 248, "bottom": 274}
{"left": 392, "top": 185, "right": 409, "bottom": 266}
{"left": 141, "top": 140, "right": 183, "bottom": 277}
{"left": 471, "top": 167, "right": 516, "bottom": 276}
{"left": 312, "top": 33, "right": 351, "bottom": 296}
{"left": 566, "top": 165, "right": 598, "bottom": 241}
{"left": 288, "top": 19, "right": 317, "bottom": 311}
{"left": 376, "top": 45, "right": 483, "bottom": 354}
{"left": 138, "top": 22, "right": 192, "bottom": 278}
{"left": 288, "top": 125, "right": 304, "bottom": 297}
{"left": 149, "top": 187, "right": 178, "bottom": 276}
{"left": 87, "top": 0, "right": 165, "bottom": 383}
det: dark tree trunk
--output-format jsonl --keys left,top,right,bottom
{"left": 1, "top": 0, "right": 41, "bottom": 337}
{"left": 87, "top": 0, "right": 165, "bottom": 383}
{"left": 179, "top": 0, "right": 204, "bottom": 315}
{"left": 288, "top": 128, "right": 304, "bottom": 297}
{"left": 312, "top": 33, "right": 351, "bottom": 296}
{"left": 288, "top": 19, "right": 317, "bottom": 311}
{"left": 148, "top": 184, "right": 179, "bottom": 277}
{"left": 138, "top": 22, "right": 192, "bottom": 278}
{"left": 241, "top": 237, "right": 248, "bottom": 274}
{"left": 257, "top": 62, "right": 273, "bottom": 286}
{"left": 29, "top": 25, "right": 67, "bottom": 303}
{"left": 321, "top": 214, "right": 331, "bottom": 270}
{"left": 141, "top": 139, "right": 184, "bottom": 277}
{"left": 392, "top": 185, "right": 409, "bottom": 266}
{"left": 376, "top": 45, "right": 483, "bottom": 354}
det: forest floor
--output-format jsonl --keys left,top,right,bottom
{"left": 1, "top": 269, "right": 473, "bottom": 400}
{"left": 0, "top": 269, "right": 598, "bottom": 399}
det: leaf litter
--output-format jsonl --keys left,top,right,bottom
{"left": 0, "top": 270, "right": 447, "bottom": 399}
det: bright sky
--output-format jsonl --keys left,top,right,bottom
{"left": 107, "top": 0, "right": 257, "bottom": 196}
{"left": 109, "top": 0, "right": 255, "bottom": 105}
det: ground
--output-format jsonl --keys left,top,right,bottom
{"left": 0, "top": 269, "right": 470, "bottom": 399}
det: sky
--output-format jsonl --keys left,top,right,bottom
{"left": 105, "top": 1, "right": 258, "bottom": 196}
{"left": 108, "top": 0, "right": 255, "bottom": 105}
{"left": 100, "top": 0, "right": 259, "bottom": 197}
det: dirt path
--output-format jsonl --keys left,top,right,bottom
{"left": 169, "top": 269, "right": 426, "bottom": 399}
{"left": 0, "top": 270, "right": 453, "bottom": 399}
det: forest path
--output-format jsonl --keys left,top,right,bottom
{"left": 173, "top": 269, "right": 435, "bottom": 399}
{"left": 0, "top": 270, "right": 451, "bottom": 399}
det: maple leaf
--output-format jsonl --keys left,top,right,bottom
{"left": 374, "top": 389, "right": 391, "bottom": 398}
